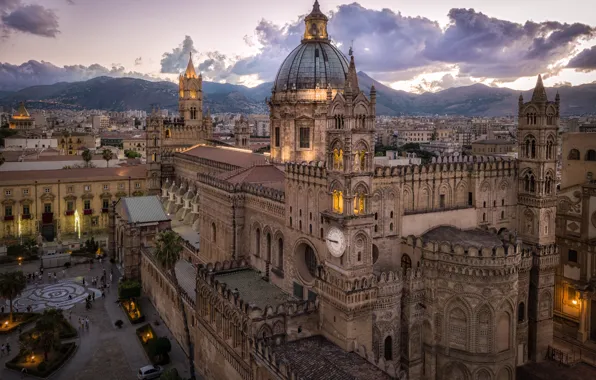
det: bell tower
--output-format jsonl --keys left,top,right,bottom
{"left": 517, "top": 74, "right": 560, "bottom": 362}
{"left": 234, "top": 115, "right": 250, "bottom": 149}
{"left": 146, "top": 107, "right": 162, "bottom": 196}
{"left": 317, "top": 53, "right": 378, "bottom": 352}
{"left": 179, "top": 54, "right": 203, "bottom": 137}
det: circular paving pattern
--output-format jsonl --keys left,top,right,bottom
{"left": 5, "top": 280, "right": 101, "bottom": 312}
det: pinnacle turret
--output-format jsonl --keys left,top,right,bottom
{"left": 185, "top": 53, "right": 198, "bottom": 79}
{"left": 531, "top": 74, "right": 548, "bottom": 102}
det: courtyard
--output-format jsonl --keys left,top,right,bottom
{"left": 0, "top": 260, "right": 191, "bottom": 380}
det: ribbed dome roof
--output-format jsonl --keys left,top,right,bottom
{"left": 273, "top": 41, "right": 350, "bottom": 92}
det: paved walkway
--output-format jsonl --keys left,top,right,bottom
{"left": 0, "top": 262, "right": 193, "bottom": 380}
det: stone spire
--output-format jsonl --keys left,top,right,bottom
{"left": 15, "top": 101, "right": 30, "bottom": 117}
{"left": 346, "top": 54, "right": 359, "bottom": 92}
{"left": 185, "top": 53, "right": 198, "bottom": 79}
{"left": 531, "top": 74, "right": 548, "bottom": 102}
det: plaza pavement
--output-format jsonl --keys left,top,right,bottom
{"left": 0, "top": 260, "right": 192, "bottom": 380}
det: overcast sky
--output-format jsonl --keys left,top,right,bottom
{"left": 1, "top": 0, "right": 595, "bottom": 92}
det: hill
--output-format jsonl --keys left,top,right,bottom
{"left": 2, "top": 75, "right": 596, "bottom": 116}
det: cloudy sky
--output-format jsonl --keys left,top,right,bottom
{"left": 1, "top": 0, "right": 595, "bottom": 92}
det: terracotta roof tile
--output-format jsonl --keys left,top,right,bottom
{"left": 181, "top": 145, "right": 267, "bottom": 168}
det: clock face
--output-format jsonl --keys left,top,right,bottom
{"left": 326, "top": 227, "right": 346, "bottom": 258}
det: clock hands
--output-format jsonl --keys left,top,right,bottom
{"left": 327, "top": 239, "right": 339, "bottom": 243}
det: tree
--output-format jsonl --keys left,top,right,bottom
{"left": 161, "top": 368, "right": 183, "bottom": 380}
{"left": 148, "top": 337, "right": 172, "bottom": 363}
{"left": 154, "top": 230, "right": 195, "bottom": 380}
{"left": 0, "top": 152, "right": 4, "bottom": 168}
{"left": 82, "top": 149, "right": 92, "bottom": 168}
{"left": 35, "top": 309, "right": 62, "bottom": 361}
{"left": 0, "top": 271, "right": 27, "bottom": 322}
{"left": 102, "top": 149, "right": 114, "bottom": 167}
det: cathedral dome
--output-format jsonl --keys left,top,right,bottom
{"left": 273, "top": 42, "right": 349, "bottom": 92}
{"left": 273, "top": 1, "right": 349, "bottom": 93}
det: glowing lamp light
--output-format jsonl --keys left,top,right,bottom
{"left": 4, "top": 321, "right": 8, "bottom": 326}
{"left": 572, "top": 299, "right": 578, "bottom": 305}
{"left": 31, "top": 355, "right": 35, "bottom": 361}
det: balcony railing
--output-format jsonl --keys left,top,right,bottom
{"left": 65, "top": 210, "right": 75, "bottom": 216}
{"left": 42, "top": 212, "right": 53, "bottom": 224}
{"left": 22, "top": 214, "right": 31, "bottom": 220}
{"left": 83, "top": 209, "right": 93, "bottom": 215}
{"left": 101, "top": 208, "right": 109, "bottom": 214}
{"left": 4, "top": 215, "right": 14, "bottom": 221}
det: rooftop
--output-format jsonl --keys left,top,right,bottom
{"left": 175, "top": 259, "right": 197, "bottom": 303}
{"left": 121, "top": 196, "right": 169, "bottom": 224}
{"left": 472, "top": 139, "right": 515, "bottom": 145}
{"left": 422, "top": 226, "right": 503, "bottom": 249}
{"left": 181, "top": 145, "right": 268, "bottom": 168}
{"left": 213, "top": 268, "right": 289, "bottom": 310}
{"left": 0, "top": 165, "right": 147, "bottom": 184}
{"left": 217, "top": 164, "right": 285, "bottom": 191}
{"left": 271, "top": 335, "right": 392, "bottom": 380}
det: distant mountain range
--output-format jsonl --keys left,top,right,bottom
{"left": 1, "top": 73, "right": 596, "bottom": 116}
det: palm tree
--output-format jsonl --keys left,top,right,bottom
{"left": 0, "top": 271, "right": 27, "bottom": 322}
{"left": 154, "top": 230, "right": 195, "bottom": 380}
{"left": 102, "top": 149, "right": 114, "bottom": 167}
{"left": 161, "top": 368, "right": 182, "bottom": 380}
{"left": 82, "top": 149, "right": 92, "bottom": 168}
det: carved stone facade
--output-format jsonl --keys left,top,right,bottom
{"left": 135, "top": 2, "right": 560, "bottom": 379}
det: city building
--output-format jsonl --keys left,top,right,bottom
{"left": 9, "top": 102, "right": 35, "bottom": 130}
{"left": 471, "top": 139, "right": 517, "bottom": 156}
{"left": 0, "top": 166, "right": 147, "bottom": 242}
{"left": 555, "top": 132, "right": 596, "bottom": 345}
{"left": 118, "top": 3, "right": 560, "bottom": 380}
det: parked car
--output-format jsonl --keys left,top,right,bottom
{"left": 137, "top": 365, "right": 163, "bottom": 379}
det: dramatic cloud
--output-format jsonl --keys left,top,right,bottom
{"left": 410, "top": 74, "right": 476, "bottom": 94}
{"left": 160, "top": 35, "right": 198, "bottom": 74}
{"left": 567, "top": 45, "right": 596, "bottom": 71}
{"left": 425, "top": 9, "right": 594, "bottom": 80}
{"left": 134, "top": 57, "right": 142, "bottom": 66}
{"left": 1, "top": 1, "right": 60, "bottom": 38}
{"left": 0, "top": 60, "right": 162, "bottom": 91}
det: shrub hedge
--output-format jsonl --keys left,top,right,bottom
{"left": 5, "top": 342, "right": 77, "bottom": 378}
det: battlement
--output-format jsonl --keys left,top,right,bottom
{"left": 197, "top": 172, "right": 285, "bottom": 203}
{"left": 285, "top": 161, "right": 327, "bottom": 178}
{"left": 251, "top": 340, "right": 303, "bottom": 380}
{"left": 374, "top": 154, "right": 517, "bottom": 178}
{"left": 197, "top": 260, "right": 317, "bottom": 320}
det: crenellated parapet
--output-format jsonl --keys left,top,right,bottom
{"left": 197, "top": 173, "right": 285, "bottom": 203}
{"left": 285, "top": 161, "right": 327, "bottom": 179}
{"left": 251, "top": 339, "right": 304, "bottom": 380}
{"left": 373, "top": 155, "right": 517, "bottom": 179}
{"left": 197, "top": 260, "right": 318, "bottom": 321}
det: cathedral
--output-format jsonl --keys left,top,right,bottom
{"left": 132, "top": 2, "right": 560, "bottom": 379}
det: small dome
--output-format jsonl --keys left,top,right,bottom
{"left": 273, "top": 41, "right": 349, "bottom": 92}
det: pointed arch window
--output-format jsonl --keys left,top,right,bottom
{"left": 255, "top": 228, "right": 261, "bottom": 256}
{"left": 333, "top": 148, "right": 344, "bottom": 170}
{"left": 332, "top": 190, "right": 343, "bottom": 214}
{"left": 266, "top": 232, "right": 272, "bottom": 262}
{"left": 546, "top": 137, "right": 555, "bottom": 160}
{"left": 401, "top": 254, "right": 412, "bottom": 275}
{"left": 277, "top": 238, "right": 284, "bottom": 270}
{"left": 164, "top": 129, "right": 171, "bottom": 139}
{"left": 526, "top": 112, "right": 537, "bottom": 125}
{"left": 586, "top": 149, "right": 596, "bottom": 161}
{"left": 384, "top": 336, "right": 393, "bottom": 361}
{"left": 568, "top": 149, "right": 580, "bottom": 160}
{"left": 211, "top": 222, "right": 217, "bottom": 244}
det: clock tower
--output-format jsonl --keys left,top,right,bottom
{"left": 317, "top": 53, "right": 378, "bottom": 352}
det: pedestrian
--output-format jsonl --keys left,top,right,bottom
{"left": 47, "top": 272, "right": 51, "bottom": 282}
{"left": 109, "top": 273, "right": 113, "bottom": 282}
{"left": 82, "top": 277, "right": 86, "bottom": 286}
{"left": 38, "top": 274, "right": 42, "bottom": 282}
{"left": 1, "top": 343, "right": 5, "bottom": 357}
{"left": 68, "top": 310, "right": 72, "bottom": 320}
{"left": 107, "top": 282, "right": 110, "bottom": 293}
{"left": 6, "top": 342, "right": 11, "bottom": 354}
{"left": 62, "top": 269, "right": 66, "bottom": 278}
{"left": 78, "top": 318, "right": 82, "bottom": 330}
{"left": 21, "top": 367, "right": 28, "bottom": 378}
{"left": 53, "top": 273, "right": 57, "bottom": 283}
{"left": 92, "top": 292, "right": 95, "bottom": 302}
{"left": 102, "top": 290, "right": 105, "bottom": 298}
{"left": 1, "top": 305, "right": 4, "bottom": 314}
{"left": 85, "top": 317, "right": 89, "bottom": 330}
{"left": 110, "top": 268, "right": 113, "bottom": 276}
{"left": 99, "top": 257, "right": 102, "bottom": 264}
{"left": 40, "top": 267, "right": 44, "bottom": 275}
